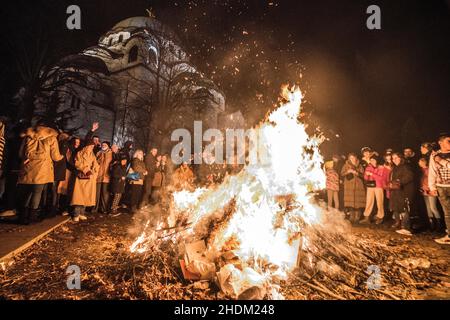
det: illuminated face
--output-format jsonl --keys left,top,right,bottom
{"left": 151, "top": 148, "right": 158, "bottom": 156}
{"left": 393, "top": 154, "right": 401, "bottom": 166}
{"left": 93, "top": 137, "right": 100, "bottom": 145}
{"left": 439, "top": 137, "right": 450, "bottom": 152}
{"left": 74, "top": 139, "right": 81, "bottom": 149}
{"left": 384, "top": 154, "right": 392, "bottom": 163}
{"left": 363, "top": 151, "right": 371, "bottom": 158}
{"left": 111, "top": 145, "right": 119, "bottom": 153}
{"left": 101, "top": 143, "right": 109, "bottom": 151}
{"left": 349, "top": 155, "right": 357, "bottom": 165}
{"left": 418, "top": 159, "right": 427, "bottom": 169}
{"left": 420, "top": 146, "right": 429, "bottom": 155}
{"left": 403, "top": 148, "right": 414, "bottom": 158}
{"left": 121, "top": 159, "right": 127, "bottom": 166}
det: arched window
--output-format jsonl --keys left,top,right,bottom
{"left": 128, "top": 45, "right": 138, "bottom": 63}
{"left": 108, "top": 38, "right": 113, "bottom": 46}
{"left": 118, "top": 34, "right": 123, "bottom": 43}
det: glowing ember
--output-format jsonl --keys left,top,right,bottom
{"left": 130, "top": 85, "right": 327, "bottom": 299}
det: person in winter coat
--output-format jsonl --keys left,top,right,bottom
{"left": 418, "top": 157, "right": 442, "bottom": 232}
{"left": 151, "top": 155, "right": 165, "bottom": 204}
{"left": 332, "top": 154, "right": 345, "bottom": 211}
{"left": 361, "top": 147, "right": 373, "bottom": 170}
{"left": 110, "top": 155, "right": 128, "bottom": 215}
{"left": 111, "top": 144, "right": 120, "bottom": 163}
{"left": 428, "top": 133, "right": 450, "bottom": 244}
{"left": 341, "top": 153, "right": 366, "bottom": 223}
{"left": 389, "top": 153, "right": 415, "bottom": 236}
{"left": 420, "top": 142, "right": 434, "bottom": 160}
{"left": 70, "top": 142, "right": 99, "bottom": 222}
{"left": 172, "top": 162, "right": 195, "bottom": 191}
{"left": 119, "top": 141, "right": 134, "bottom": 164}
{"left": 361, "top": 156, "right": 387, "bottom": 225}
{"left": 140, "top": 147, "right": 158, "bottom": 208}
{"left": 382, "top": 152, "right": 394, "bottom": 216}
{"left": 161, "top": 154, "right": 173, "bottom": 186}
{"left": 59, "top": 137, "right": 81, "bottom": 215}
{"left": 50, "top": 132, "right": 70, "bottom": 217}
{"left": 95, "top": 141, "right": 113, "bottom": 214}
{"left": 128, "top": 149, "right": 147, "bottom": 213}
{"left": 84, "top": 122, "right": 101, "bottom": 153}
{"left": 324, "top": 160, "right": 340, "bottom": 209}
{"left": 16, "top": 124, "right": 63, "bottom": 224}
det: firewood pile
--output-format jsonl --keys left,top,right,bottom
{"left": 129, "top": 200, "right": 449, "bottom": 300}
{"left": 0, "top": 212, "right": 448, "bottom": 300}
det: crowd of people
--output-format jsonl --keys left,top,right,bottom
{"left": 0, "top": 120, "right": 242, "bottom": 225}
{"left": 0, "top": 118, "right": 448, "bottom": 245}
{"left": 324, "top": 133, "right": 450, "bottom": 244}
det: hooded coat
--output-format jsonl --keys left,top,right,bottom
{"left": 17, "top": 126, "right": 63, "bottom": 185}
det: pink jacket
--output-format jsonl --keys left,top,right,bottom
{"left": 364, "top": 165, "right": 387, "bottom": 188}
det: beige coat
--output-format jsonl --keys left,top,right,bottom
{"left": 71, "top": 146, "right": 99, "bottom": 207}
{"left": 341, "top": 160, "right": 366, "bottom": 209}
{"left": 96, "top": 149, "right": 113, "bottom": 183}
{"left": 17, "top": 126, "right": 63, "bottom": 185}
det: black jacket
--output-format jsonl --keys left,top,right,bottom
{"left": 143, "top": 154, "right": 158, "bottom": 185}
{"left": 54, "top": 139, "right": 69, "bottom": 181}
{"left": 110, "top": 163, "right": 127, "bottom": 194}
{"left": 390, "top": 163, "right": 415, "bottom": 213}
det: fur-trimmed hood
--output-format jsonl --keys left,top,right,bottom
{"left": 20, "top": 126, "right": 59, "bottom": 140}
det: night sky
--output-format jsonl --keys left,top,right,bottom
{"left": 1, "top": 0, "right": 449, "bottom": 158}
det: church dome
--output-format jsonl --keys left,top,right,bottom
{"left": 112, "top": 16, "right": 163, "bottom": 31}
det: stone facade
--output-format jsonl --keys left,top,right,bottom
{"left": 40, "top": 17, "right": 231, "bottom": 151}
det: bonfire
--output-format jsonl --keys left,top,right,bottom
{"left": 129, "top": 86, "right": 380, "bottom": 299}
{"left": 1, "top": 86, "right": 447, "bottom": 300}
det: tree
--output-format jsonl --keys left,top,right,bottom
{"left": 8, "top": 17, "right": 106, "bottom": 131}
